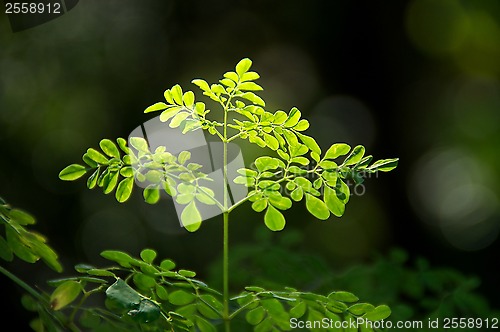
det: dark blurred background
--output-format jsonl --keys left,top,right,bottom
{"left": 1, "top": 0, "right": 499, "bottom": 327}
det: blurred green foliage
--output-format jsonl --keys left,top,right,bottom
{"left": 209, "top": 228, "right": 499, "bottom": 331}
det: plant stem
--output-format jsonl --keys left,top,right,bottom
{"left": 0, "top": 265, "right": 46, "bottom": 304}
{"left": 222, "top": 92, "right": 231, "bottom": 332}
{"left": 223, "top": 211, "right": 230, "bottom": 332}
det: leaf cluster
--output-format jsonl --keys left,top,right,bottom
{"left": 0, "top": 197, "right": 61, "bottom": 272}
{"left": 61, "top": 58, "right": 398, "bottom": 232}
{"left": 21, "top": 249, "right": 390, "bottom": 332}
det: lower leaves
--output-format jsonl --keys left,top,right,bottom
{"left": 17, "top": 248, "right": 391, "bottom": 331}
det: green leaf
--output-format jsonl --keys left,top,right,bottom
{"left": 296, "top": 132, "right": 321, "bottom": 155}
{"left": 143, "top": 185, "right": 160, "bottom": 204}
{"left": 249, "top": 135, "right": 266, "bottom": 148}
{"left": 50, "top": 281, "right": 82, "bottom": 310}
{"left": 144, "top": 102, "right": 169, "bottom": 113}
{"left": 9, "top": 209, "right": 35, "bottom": 225}
{"left": 196, "top": 191, "right": 217, "bottom": 206}
{"left": 268, "top": 195, "right": 292, "bottom": 210}
{"left": 305, "top": 194, "right": 330, "bottom": 220}
{"left": 290, "top": 156, "right": 309, "bottom": 166}
{"left": 133, "top": 273, "right": 156, "bottom": 290}
{"left": 106, "top": 278, "right": 141, "bottom": 309}
{"left": 251, "top": 199, "right": 268, "bottom": 212}
{"left": 102, "top": 171, "right": 119, "bottom": 194}
{"left": 290, "top": 187, "right": 304, "bottom": 201}
{"left": 324, "top": 186, "right": 345, "bottom": 217}
{"left": 171, "top": 84, "right": 183, "bottom": 105}
{"left": 348, "top": 303, "right": 375, "bottom": 316}
{"left": 169, "top": 290, "right": 196, "bottom": 306}
{"left": 100, "top": 250, "right": 135, "bottom": 268}
{"left": 223, "top": 71, "right": 239, "bottom": 82}
{"left": 183, "top": 91, "right": 195, "bottom": 108}
{"left": 156, "top": 284, "right": 169, "bottom": 301}
{"left": 255, "top": 156, "right": 280, "bottom": 172}
{"left": 240, "top": 92, "right": 265, "bottom": 107}
{"left": 181, "top": 201, "right": 202, "bottom": 232}
{"left": 236, "top": 58, "right": 252, "bottom": 76}
{"left": 264, "top": 205, "right": 286, "bottom": 231}
{"left": 368, "top": 158, "right": 399, "bottom": 172}
{"left": 178, "top": 151, "right": 191, "bottom": 165}
{"left": 363, "top": 305, "right": 391, "bottom": 321}
{"left": 87, "top": 148, "right": 110, "bottom": 164}
{"left": 160, "top": 106, "right": 183, "bottom": 122}
{"left": 99, "top": 139, "right": 120, "bottom": 159}
{"left": 324, "top": 143, "right": 350, "bottom": 160}
{"left": 196, "top": 316, "right": 217, "bottom": 332}
{"left": 129, "top": 299, "right": 161, "bottom": 323}
{"left": 129, "top": 137, "right": 149, "bottom": 153}
{"left": 140, "top": 249, "right": 157, "bottom": 263}
{"left": 294, "top": 119, "right": 310, "bottom": 131}
{"left": 239, "top": 82, "right": 263, "bottom": 91}
{"left": 6, "top": 228, "right": 38, "bottom": 263}
{"left": 241, "top": 71, "right": 260, "bottom": 81}
{"left": 328, "top": 291, "right": 359, "bottom": 302}
{"left": 82, "top": 153, "right": 98, "bottom": 168}
{"left": 117, "top": 137, "right": 130, "bottom": 154}
{"left": 160, "top": 259, "right": 176, "bottom": 271}
{"left": 273, "top": 111, "right": 288, "bottom": 124}
{"left": 263, "top": 133, "right": 279, "bottom": 150}
{"left": 86, "top": 169, "right": 99, "bottom": 189}
{"left": 246, "top": 306, "right": 266, "bottom": 325}
{"left": 290, "top": 301, "right": 307, "bottom": 319}
{"left": 284, "top": 107, "right": 301, "bottom": 128}
{"left": 115, "top": 177, "right": 134, "bottom": 203}
{"left": 170, "top": 112, "right": 190, "bottom": 128}
{"left": 343, "top": 145, "right": 365, "bottom": 166}
{"left": 192, "top": 79, "right": 211, "bottom": 92}
{"left": 59, "top": 164, "right": 87, "bottom": 181}
{"left": 288, "top": 145, "right": 308, "bottom": 158}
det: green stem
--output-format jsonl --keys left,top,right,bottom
{"left": 223, "top": 211, "right": 230, "bottom": 332}
{"left": 222, "top": 90, "right": 231, "bottom": 332}
{"left": 0, "top": 265, "right": 47, "bottom": 304}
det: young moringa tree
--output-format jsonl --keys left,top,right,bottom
{"left": 60, "top": 58, "right": 398, "bottom": 331}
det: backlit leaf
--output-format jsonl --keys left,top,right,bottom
{"left": 255, "top": 156, "right": 280, "bottom": 172}
{"left": 236, "top": 58, "right": 252, "bottom": 76}
{"left": 143, "top": 185, "right": 160, "bottom": 204}
{"left": 181, "top": 201, "right": 202, "bottom": 232}
{"left": 115, "top": 177, "right": 134, "bottom": 203}
{"left": 50, "top": 281, "right": 82, "bottom": 311}
{"left": 324, "top": 143, "right": 350, "bottom": 160}
{"left": 343, "top": 145, "right": 365, "bottom": 166}
{"left": 324, "top": 186, "right": 345, "bottom": 217}
{"left": 296, "top": 133, "right": 321, "bottom": 155}
{"left": 305, "top": 193, "right": 330, "bottom": 220}
{"left": 264, "top": 205, "right": 286, "bottom": 231}
{"left": 59, "top": 164, "right": 87, "bottom": 181}
{"left": 160, "top": 106, "right": 183, "bottom": 122}
{"left": 100, "top": 139, "right": 120, "bottom": 159}
{"left": 144, "top": 102, "right": 168, "bottom": 113}
{"left": 239, "top": 82, "right": 263, "bottom": 91}
{"left": 171, "top": 84, "right": 183, "bottom": 105}
{"left": 284, "top": 108, "right": 301, "bottom": 128}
